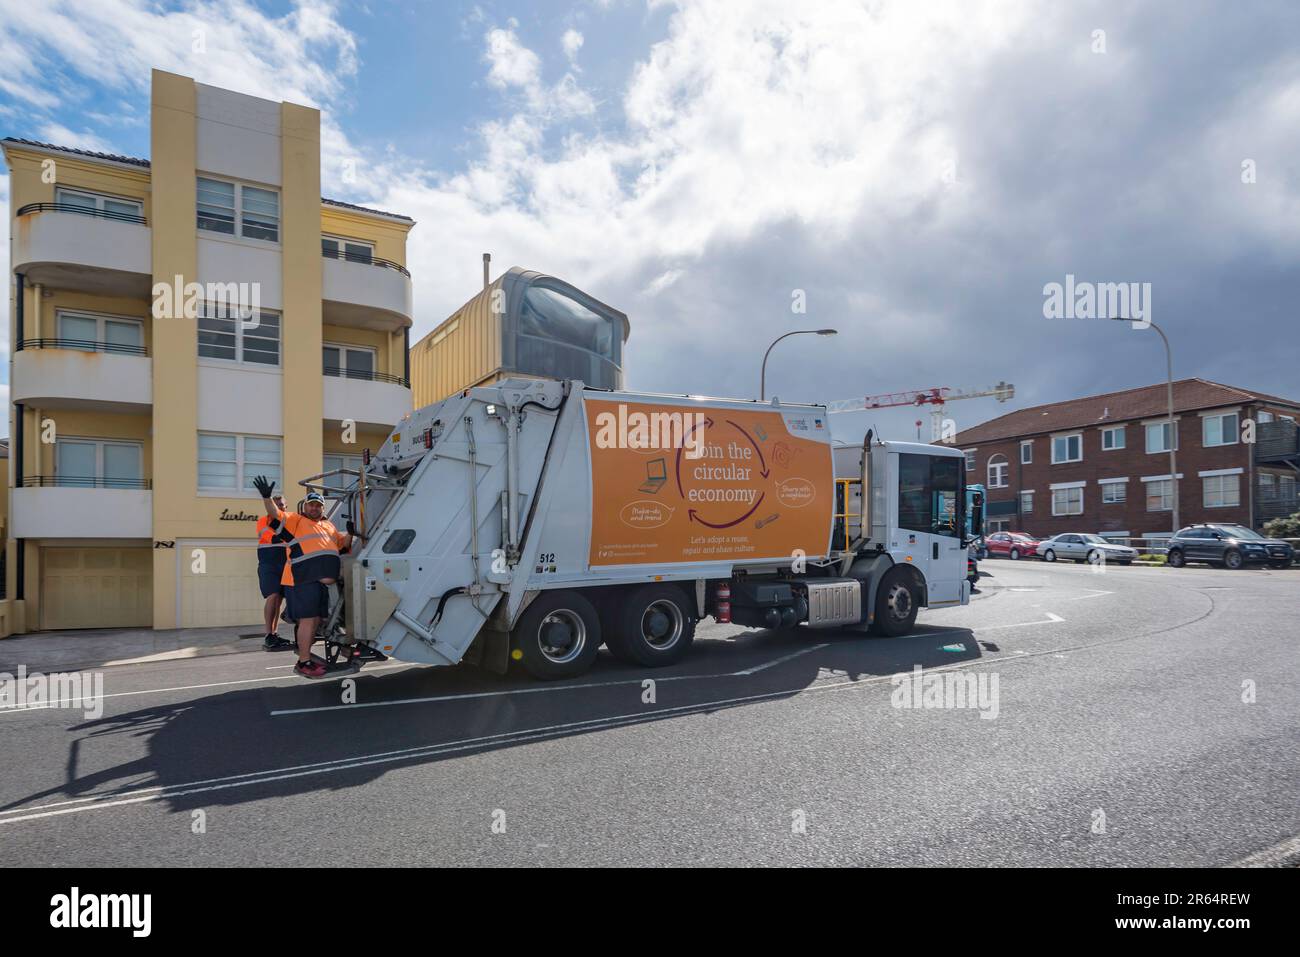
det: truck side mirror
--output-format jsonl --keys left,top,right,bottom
{"left": 971, "top": 492, "right": 984, "bottom": 537}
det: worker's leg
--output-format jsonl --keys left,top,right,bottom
{"left": 296, "top": 616, "right": 317, "bottom": 661}
{"left": 263, "top": 593, "right": 281, "bottom": 635}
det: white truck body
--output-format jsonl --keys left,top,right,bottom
{"left": 316, "top": 378, "right": 977, "bottom": 677}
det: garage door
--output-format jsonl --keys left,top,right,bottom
{"left": 179, "top": 543, "right": 265, "bottom": 628}
{"left": 40, "top": 547, "right": 153, "bottom": 631}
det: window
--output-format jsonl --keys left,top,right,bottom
{"left": 1203, "top": 474, "right": 1240, "bottom": 508}
{"left": 987, "top": 454, "right": 1009, "bottom": 488}
{"left": 1020, "top": 441, "right": 1032, "bottom": 464}
{"left": 1101, "top": 481, "right": 1127, "bottom": 504}
{"left": 519, "top": 285, "right": 618, "bottom": 361}
{"left": 1101, "top": 426, "right": 1125, "bottom": 450}
{"left": 963, "top": 449, "right": 975, "bottom": 473}
{"left": 197, "top": 176, "right": 279, "bottom": 241}
{"left": 1145, "top": 479, "right": 1173, "bottom": 512}
{"left": 1145, "top": 421, "right": 1178, "bottom": 453}
{"left": 897, "top": 453, "right": 962, "bottom": 539}
{"left": 1019, "top": 491, "right": 1033, "bottom": 514}
{"left": 54, "top": 439, "right": 143, "bottom": 488}
{"left": 198, "top": 433, "right": 281, "bottom": 493}
{"left": 198, "top": 303, "right": 280, "bottom": 365}
{"left": 322, "top": 236, "right": 374, "bottom": 264}
{"left": 1202, "top": 412, "right": 1238, "bottom": 447}
{"left": 1051, "top": 433, "right": 1082, "bottom": 464}
{"left": 56, "top": 310, "right": 144, "bottom": 354}
{"left": 1051, "top": 486, "right": 1083, "bottom": 516}
{"left": 1257, "top": 411, "right": 1274, "bottom": 424}
{"left": 55, "top": 187, "right": 142, "bottom": 220}
{"left": 323, "top": 344, "right": 376, "bottom": 380}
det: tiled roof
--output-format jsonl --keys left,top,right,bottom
{"left": 954, "top": 378, "right": 1300, "bottom": 445}
{"left": 3, "top": 137, "right": 414, "bottom": 222}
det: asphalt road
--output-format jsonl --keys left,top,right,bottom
{"left": 1, "top": 560, "right": 1297, "bottom": 867}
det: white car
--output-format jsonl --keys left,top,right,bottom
{"left": 1039, "top": 533, "right": 1137, "bottom": 565}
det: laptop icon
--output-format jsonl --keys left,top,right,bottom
{"left": 638, "top": 457, "right": 668, "bottom": 494}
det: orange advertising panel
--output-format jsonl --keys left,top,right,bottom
{"left": 585, "top": 398, "right": 835, "bottom": 567}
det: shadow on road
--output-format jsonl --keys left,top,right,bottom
{"left": 3, "top": 623, "right": 985, "bottom": 816}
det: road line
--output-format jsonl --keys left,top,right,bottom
{"left": 733, "top": 644, "right": 828, "bottom": 675}
{"left": 1229, "top": 832, "right": 1300, "bottom": 867}
{"left": 0, "top": 662, "right": 416, "bottom": 715}
{"left": 1068, "top": 589, "right": 1114, "bottom": 601}
{"left": 974, "top": 612, "right": 1065, "bottom": 631}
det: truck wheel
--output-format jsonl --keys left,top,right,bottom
{"left": 512, "top": 590, "right": 602, "bottom": 680}
{"left": 607, "top": 584, "right": 696, "bottom": 667}
{"left": 872, "top": 570, "right": 919, "bottom": 637}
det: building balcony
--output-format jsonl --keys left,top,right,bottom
{"left": 1255, "top": 420, "right": 1299, "bottom": 466}
{"left": 321, "top": 248, "right": 412, "bottom": 331}
{"left": 322, "top": 367, "right": 411, "bottom": 431}
{"left": 13, "top": 203, "right": 152, "bottom": 298}
{"left": 12, "top": 479, "right": 153, "bottom": 539}
{"left": 11, "top": 341, "right": 152, "bottom": 412}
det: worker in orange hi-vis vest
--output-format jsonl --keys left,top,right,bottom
{"left": 255, "top": 493, "right": 294, "bottom": 651}
{"left": 253, "top": 475, "right": 354, "bottom": 680}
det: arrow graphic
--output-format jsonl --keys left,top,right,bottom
{"left": 726, "top": 419, "right": 768, "bottom": 477}
{"left": 688, "top": 492, "right": 765, "bottom": 528}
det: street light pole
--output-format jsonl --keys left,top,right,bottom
{"left": 1112, "top": 318, "right": 1178, "bottom": 533}
{"left": 760, "top": 328, "right": 837, "bottom": 400}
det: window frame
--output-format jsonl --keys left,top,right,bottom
{"left": 1202, "top": 412, "right": 1238, "bottom": 448}
{"left": 322, "top": 234, "right": 376, "bottom": 264}
{"left": 322, "top": 342, "right": 379, "bottom": 381}
{"left": 197, "top": 302, "right": 282, "bottom": 367}
{"left": 196, "top": 175, "right": 280, "bottom": 243}
{"left": 1101, "top": 425, "right": 1125, "bottom": 450}
{"left": 1051, "top": 432, "right": 1083, "bottom": 464}
{"left": 1100, "top": 481, "right": 1127, "bottom": 504}
{"left": 197, "top": 432, "right": 283, "bottom": 495}
{"left": 54, "top": 437, "right": 144, "bottom": 488}
{"left": 1145, "top": 421, "right": 1178, "bottom": 454}
{"left": 962, "top": 449, "right": 976, "bottom": 473}
{"left": 1202, "top": 473, "right": 1240, "bottom": 508}
{"left": 1019, "top": 490, "right": 1033, "bottom": 514}
{"left": 1144, "top": 478, "right": 1173, "bottom": 512}
{"left": 1051, "top": 486, "right": 1084, "bottom": 516}
{"left": 987, "top": 453, "right": 1010, "bottom": 489}
{"left": 1019, "top": 441, "right": 1032, "bottom": 464}
{"left": 54, "top": 308, "right": 145, "bottom": 352}
{"left": 54, "top": 186, "right": 143, "bottom": 219}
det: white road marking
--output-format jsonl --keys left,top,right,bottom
{"left": 1068, "top": 589, "right": 1114, "bottom": 601}
{"left": 733, "top": 644, "right": 828, "bottom": 675}
{"left": 1229, "top": 832, "right": 1300, "bottom": 867}
{"left": 974, "top": 612, "right": 1065, "bottom": 631}
{"left": 0, "top": 662, "right": 416, "bottom": 715}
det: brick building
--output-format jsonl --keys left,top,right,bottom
{"left": 952, "top": 379, "right": 1300, "bottom": 543}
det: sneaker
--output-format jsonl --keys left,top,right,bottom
{"left": 294, "top": 659, "right": 329, "bottom": 680}
{"left": 263, "top": 634, "right": 294, "bottom": 652}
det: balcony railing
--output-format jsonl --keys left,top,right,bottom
{"left": 16, "top": 201, "right": 148, "bottom": 226}
{"left": 22, "top": 475, "right": 152, "bottom": 489}
{"left": 323, "top": 365, "right": 409, "bottom": 387}
{"left": 19, "top": 337, "right": 149, "bottom": 357}
{"left": 321, "top": 246, "right": 410, "bottom": 277}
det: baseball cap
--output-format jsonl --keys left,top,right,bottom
{"left": 304, "top": 492, "right": 325, "bottom": 504}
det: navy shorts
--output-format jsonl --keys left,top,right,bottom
{"left": 258, "top": 563, "right": 285, "bottom": 599}
{"left": 286, "top": 581, "right": 330, "bottom": 621}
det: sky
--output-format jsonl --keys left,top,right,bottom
{"left": 0, "top": 0, "right": 1297, "bottom": 442}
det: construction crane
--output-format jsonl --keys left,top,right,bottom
{"left": 826, "top": 382, "right": 1015, "bottom": 443}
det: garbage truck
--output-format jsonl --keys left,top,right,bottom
{"left": 303, "top": 377, "right": 983, "bottom": 679}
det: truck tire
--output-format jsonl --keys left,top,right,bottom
{"left": 512, "top": 590, "right": 602, "bottom": 680}
{"left": 872, "top": 569, "right": 919, "bottom": 637}
{"left": 606, "top": 583, "right": 696, "bottom": 667}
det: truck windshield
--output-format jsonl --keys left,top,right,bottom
{"left": 898, "top": 453, "right": 962, "bottom": 539}
{"left": 519, "top": 285, "right": 617, "bottom": 360}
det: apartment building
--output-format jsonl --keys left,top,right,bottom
{"left": 3, "top": 70, "right": 415, "bottom": 636}
{"left": 953, "top": 379, "right": 1300, "bottom": 542}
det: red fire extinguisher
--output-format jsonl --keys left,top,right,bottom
{"left": 715, "top": 582, "right": 732, "bottom": 624}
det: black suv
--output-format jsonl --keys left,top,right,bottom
{"left": 1165, "top": 524, "right": 1294, "bottom": 570}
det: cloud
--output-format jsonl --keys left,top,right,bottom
{"left": 562, "top": 29, "right": 584, "bottom": 65}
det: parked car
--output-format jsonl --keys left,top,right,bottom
{"left": 983, "top": 531, "right": 1040, "bottom": 560}
{"left": 1039, "top": 533, "right": 1138, "bottom": 565}
{"left": 1165, "top": 524, "right": 1294, "bottom": 570}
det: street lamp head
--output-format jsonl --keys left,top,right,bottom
{"left": 817, "top": 328, "right": 838, "bottom": 336}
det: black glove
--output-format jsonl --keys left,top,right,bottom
{"left": 252, "top": 475, "right": 276, "bottom": 499}
{"left": 346, "top": 519, "right": 366, "bottom": 540}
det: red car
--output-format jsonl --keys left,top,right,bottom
{"left": 983, "top": 532, "right": 1040, "bottom": 560}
